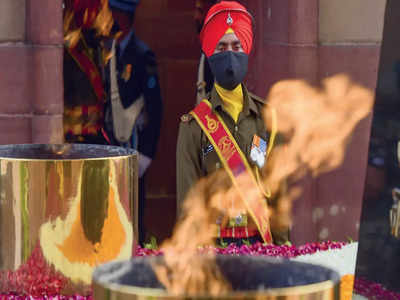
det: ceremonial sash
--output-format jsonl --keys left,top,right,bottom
{"left": 67, "top": 45, "right": 105, "bottom": 102}
{"left": 190, "top": 99, "right": 274, "bottom": 244}
{"left": 66, "top": 41, "right": 105, "bottom": 137}
{"left": 109, "top": 40, "right": 145, "bottom": 144}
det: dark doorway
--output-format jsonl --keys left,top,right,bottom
{"left": 356, "top": 0, "right": 400, "bottom": 292}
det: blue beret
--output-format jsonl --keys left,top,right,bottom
{"left": 109, "top": 0, "right": 140, "bottom": 12}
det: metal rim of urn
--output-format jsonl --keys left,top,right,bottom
{"left": 92, "top": 280, "right": 338, "bottom": 299}
{"left": 92, "top": 256, "right": 341, "bottom": 299}
{"left": 0, "top": 144, "right": 137, "bottom": 161}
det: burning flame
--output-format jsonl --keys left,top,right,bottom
{"left": 153, "top": 171, "right": 235, "bottom": 295}
{"left": 261, "top": 74, "right": 374, "bottom": 230}
{"left": 154, "top": 74, "right": 374, "bottom": 296}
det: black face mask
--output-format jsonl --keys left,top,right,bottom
{"left": 208, "top": 51, "right": 248, "bottom": 90}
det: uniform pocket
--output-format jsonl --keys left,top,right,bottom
{"left": 202, "top": 143, "right": 221, "bottom": 175}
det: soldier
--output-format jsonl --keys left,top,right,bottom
{"left": 103, "top": 0, "right": 163, "bottom": 245}
{"left": 176, "top": 1, "right": 289, "bottom": 245}
{"left": 63, "top": 0, "right": 112, "bottom": 144}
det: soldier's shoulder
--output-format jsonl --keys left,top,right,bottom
{"left": 179, "top": 113, "right": 201, "bottom": 135}
{"left": 134, "top": 38, "right": 156, "bottom": 62}
{"left": 180, "top": 113, "right": 194, "bottom": 123}
{"left": 248, "top": 92, "right": 266, "bottom": 105}
{"left": 137, "top": 42, "right": 158, "bottom": 75}
{"left": 133, "top": 37, "right": 151, "bottom": 55}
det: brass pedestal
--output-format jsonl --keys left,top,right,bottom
{"left": 0, "top": 144, "right": 138, "bottom": 295}
{"left": 93, "top": 255, "right": 340, "bottom": 300}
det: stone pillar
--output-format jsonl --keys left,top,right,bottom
{"left": 314, "top": 0, "right": 385, "bottom": 243}
{"left": 27, "top": 0, "right": 64, "bottom": 144}
{"left": 0, "top": 0, "right": 63, "bottom": 145}
{"left": 245, "top": 0, "right": 385, "bottom": 243}
{"left": 245, "top": 0, "right": 320, "bottom": 243}
{"left": 0, "top": 0, "right": 31, "bottom": 143}
{"left": 245, "top": 0, "right": 318, "bottom": 97}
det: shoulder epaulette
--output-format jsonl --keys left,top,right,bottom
{"left": 180, "top": 114, "right": 193, "bottom": 122}
{"left": 248, "top": 92, "right": 266, "bottom": 104}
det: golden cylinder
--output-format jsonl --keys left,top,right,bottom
{"left": 92, "top": 256, "right": 340, "bottom": 300}
{"left": 0, "top": 144, "right": 138, "bottom": 296}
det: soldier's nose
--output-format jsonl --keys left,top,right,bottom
{"left": 226, "top": 68, "right": 234, "bottom": 76}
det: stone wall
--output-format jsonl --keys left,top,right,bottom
{"left": 133, "top": 0, "right": 387, "bottom": 243}
{"left": 311, "top": 0, "right": 385, "bottom": 243}
{"left": 5, "top": 0, "right": 379, "bottom": 243}
{"left": 134, "top": 1, "right": 200, "bottom": 241}
{"left": 248, "top": 0, "right": 386, "bottom": 243}
{"left": 0, "top": 0, "right": 63, "bottom": 145}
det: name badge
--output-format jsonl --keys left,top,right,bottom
{"left": 250, "top": 135, "right": 267, "bottom": 168}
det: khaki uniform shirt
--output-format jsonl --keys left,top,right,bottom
{"left": 176, "top": 85, "right": 290, "bottom": 245}
{"left": 176, "top": 85, "right": 268, "bottom": 210}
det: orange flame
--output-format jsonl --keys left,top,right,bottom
{"left": 261, "top": 74, "right": 374, "bottom": 230}
{"left": 155, "top": 74, "right": 374, "bottom": 296}
{"left": 153, "top": 170, "right": 234, "bottom": 295}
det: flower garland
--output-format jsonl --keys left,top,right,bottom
{"left": 354, "top": 277, "right": 400, "bottom": 300}
{"left": 135, "top": 240, "right": 347, "bottom": 257}
{"left": 1, "top": 244, "right": 68, "bottom": 298}
{"left": 1, "top": 241, "right": 399, "bottom": 300}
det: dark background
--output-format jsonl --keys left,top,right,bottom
{"left": 356, "top": 0, "right": 400, "bottom": 292}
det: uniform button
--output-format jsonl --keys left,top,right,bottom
{"left": 234, "top": 125, "right": 238, "bottom": 132}
{"left": 216, "top": 162, "right": 221, "bottom": 169}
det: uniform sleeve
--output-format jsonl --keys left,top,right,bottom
{"left": 138, "top": 50, "right": 163, "bottom": 159}
{"left": 176, "top": 121, "right": 203, "bottom": 217}
{"left": 268, "top": 176, "right": 291, "bottom": 245}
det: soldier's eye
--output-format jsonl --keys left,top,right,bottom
{"left": 233, "top": 43, "right": 242, "bottom": 51}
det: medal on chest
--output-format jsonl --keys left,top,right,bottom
{"left": 250, "top": 134, "right": 268, "bottom": 168}
{"left": 121, "top": 64, "right": 132, "bottom": 82}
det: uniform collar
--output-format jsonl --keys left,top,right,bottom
{"left": 119, "top": 29, "right": 134, "bottom": 57}
{"left": 209, "top": 84, "right": 259, "bottom": 116}
{"left": 112, "top": 30, "right": 137, "bottom": 63}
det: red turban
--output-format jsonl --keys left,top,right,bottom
{"left": 200, "top": 1, "right": 253, "bottom": 57}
